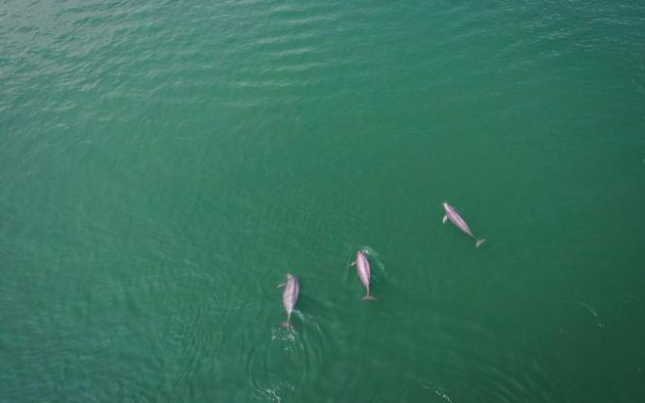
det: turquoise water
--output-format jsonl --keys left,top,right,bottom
{"left": 1, "top": 0, "right": 644, "bottom": 401}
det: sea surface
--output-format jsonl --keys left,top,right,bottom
{"left": 1, "top": 0, "right": 644, "bottom": 402}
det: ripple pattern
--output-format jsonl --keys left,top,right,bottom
{"left": 2, "top": 0, "right": 645, "bottom": 402}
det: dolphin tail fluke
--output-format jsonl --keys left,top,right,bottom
{"left": 280, "top": 321, "right": 293, "bottom": 330}
{"left": 362, "top": 294, "right": 377, "bottom": 301}
{"left": 476, "top": 239, "right": 486, "bottom": 248}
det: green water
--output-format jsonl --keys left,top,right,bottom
{"left": 1, "top": 0, "right": 645, "bottom": 401}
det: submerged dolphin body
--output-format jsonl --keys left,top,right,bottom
{"left": 278, "top": 273, "right": 300, "bottom": 329}
{"left": 352, "top": 251, "right": 377, "bottom": 301}
{"left": 442, "top": 202, "right": 486, "bottom": 248}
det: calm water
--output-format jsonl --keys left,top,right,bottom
{"left": 1, "top": 0, "right": 645, "bottom": 402}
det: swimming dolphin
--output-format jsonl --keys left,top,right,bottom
{"left": 352, "top": 251, "right": 377, "bottom": 300}
{"left": 442, "top": 202, "right": 486, "bottom": 247}
{"left": 278, "top": 273, "right": 300, "bottom": 329}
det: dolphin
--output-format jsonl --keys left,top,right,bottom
{"left": 352, "top": 251, "right": 377, "bottom": 300}
{"left": 442, "top": 202, "right": 486, "bottom": 248}
{"left": 278, "top": 273, "right": 300, "bottom": 329}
